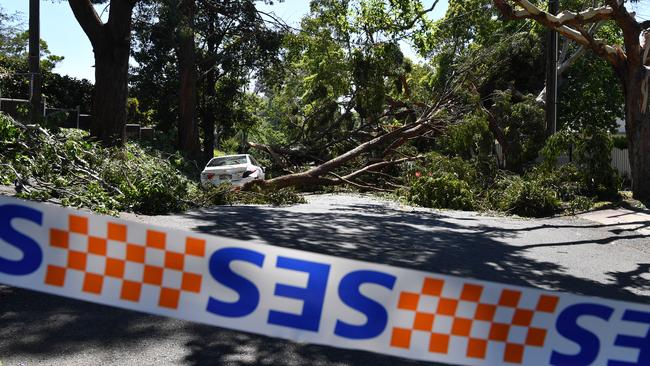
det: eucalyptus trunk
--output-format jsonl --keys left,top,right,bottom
{"left": 623, "top": 76, "right": 650, "bottom": 202}
{"left": 91, "top": 38, "right": 129, "bottom": 144}
{"left": 68, "top": 0, "right": 136, "bottom": 146}
{"left": 201, "top": 22, "right": 217, "bottom": 161}
{"left": 177, "top": 0, "right": 200, "bottom": 157}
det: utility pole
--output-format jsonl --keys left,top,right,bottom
{"left": 546, "top": 0, "right": 559, "bottom": 136}
{"left": 29, "top": 0, "right": 42, "bottom": 124}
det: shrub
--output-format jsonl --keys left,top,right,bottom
{"left": 104, "top": 146, "right": 193, "bottom": 214}
{"left": 566, "top": 195, "right": 594, "bottom": 214}
{"left": 491, "top": 175, "right": 561, "bottom": 217}
{"left": 193, "top": 184, "right": 306, "bottom": 207}
{"left": 524, "top": 164, "right": 584, "bottom": 202}
{"left": 406, "top": 153, "right": 479, "bottom": 186}
{"left": 541, "top": 127, "right": 621, "bottom": 200}
{"left": 488, "top": 91, "right": 546, "bottom": 172}
{"left": 408, "top": 173, "right": 475, "bottom": 210}
{"left": 438, "top": 113, "right": 492, "bottom": 160}
{"left": 2, "top": 123, "right": 194, "bottom": 215}
{"left": 612, "top": 134, "right": 628, "bottom": 150}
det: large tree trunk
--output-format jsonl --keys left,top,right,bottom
{"left": 201, "top": 22, "right": 217, "bottom": 161}
{"left": 92, "top": 38, "right": 129, "bottom": 144}
{"left": 69, "top": 0, "right": 136, "bottom": 146}
{"left": 624, "top": 78, "right": 650, "bottom": 203}
{"left": 177, "top": 0, "right": 200, "bottom": 157}
{"left": 202, "top": 71, "right": 216, "bottom": 160}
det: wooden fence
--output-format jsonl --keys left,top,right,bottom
{"left": 611, "top": 148, "right": 631, "bottom": 178}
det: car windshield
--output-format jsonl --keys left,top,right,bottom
{"left": 207, "top": 155, "right": 247, "bottom": 167}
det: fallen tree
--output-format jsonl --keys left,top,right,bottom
{"left": 243, "top": 99, "right": 457, "bottom": 191}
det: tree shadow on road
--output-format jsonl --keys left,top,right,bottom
{"left": 182, "top": 324, "right": 435, "bottom": 366}
{"left": 0, "top": 286, "right": 178, "bottom": 359}
{"left": 184, "top": 203, "right": 647, "bottom": 301}
{"left": 176, "top": 199, "right": 649, "bottom": 365}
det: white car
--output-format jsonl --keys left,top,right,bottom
{"left": 200, "top": 154, "right": 265, "bottom": 187}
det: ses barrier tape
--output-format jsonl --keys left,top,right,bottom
{"left": 1, "top": 196, "right": 650, "bottom": 366}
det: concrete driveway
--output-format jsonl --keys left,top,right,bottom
{"left": 1, "top": 194, "right": 649, "bottom": 366}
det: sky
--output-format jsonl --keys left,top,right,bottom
{"left": 4, "top": 0, "right": 649, "bottom": 83}
{"left": 0, "top": 0, "right": 102, "bottom": 81}
{"left": 0, "top": 0, "right": 444, "bottom": 82}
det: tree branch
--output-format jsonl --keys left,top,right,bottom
{"left": 552, "top": 6, "right": 614, "bottom": 26}
{"left": 343, "top": 156, "right": 423, "bottom": 181}
{"left": 604, "top": 0, "right": 641, "bottom": 65}
{"left": 68, "top": 0, "right": 103, "bottom": 46}
{"left": 495, "top": 0, "right": 623, "bottom": 67}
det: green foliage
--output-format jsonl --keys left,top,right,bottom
{"left": 127, "top": 98, "right": 154, "bottom": 126}
{"left": 401, "top": 151, "right": 610, "bottom": 217}
{"left": 263, "top": 187, "right": 307, "bottom": 206}
{"left": 256, "top": 0, "right": 439, "bottom": 165}
{"left": 235, "top": 188, "right": 307, "bottom": 206}
{"left": 0, "top": 10, "right": 91, "bottom": 124}
{"left": 0, "top": 113, "right": 191, "bottom": 214}
{"left": 0, "top": 113, "right": 304, "bottom": 214}
{"left": 408, "top": 173, "right": 475, "bottom": 210}
{"left": 193, "top": 183, "right": 306, "bottom": 207}
{"left": 438, "top": 113, "right": 492, "bottom": 160}
{"left": 489, "top": 175, "right": 560, "bottom": 217}
{"left": 192, "top": 183, "right": 236, "bottom": 206}
{"left": 405, "top": 153, "right": 479, "bottom": 210}
{"left": 490, "top": 91, "right": 546, "bottom": 172}
{"left": 525, "top": 164, "right": 583, "bottom": 202}
{"left": 43, "top": 74, "right": 93, "bottom": 115}
{"left": 103, "top": 146, "right": 193, "bottom": 214}
{"left": 406, "top": 153, "right": 479, "bottom": 185}
{"left": 542, "top": 127, "right": 621, "bottom": 199}
{"left": 612, "top": 134, "right": 627, "bottom": 150}
{"left": 559, "top": 53, "right": 623, "bottom": 132}
{"left": 558, "top": 22, "right": 624, "bottom": 133}
{"left": 566, "top": 195, "right": 594, "bottom": 214}
{"left": 131, "top": 0, "right": 283, "bottom": 143}
{"left": 574, "top": 127, "right": 620, "bottom": 198}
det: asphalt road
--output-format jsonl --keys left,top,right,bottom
{"left": 2, "top": 193, "right": 650, "bottom": 366}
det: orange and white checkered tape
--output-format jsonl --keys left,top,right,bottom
{"left": 2, "top": 196, "right": 650, "bottom": 366}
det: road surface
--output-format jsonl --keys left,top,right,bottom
{"left": 1, "top": 193, "right": 649, "bottom": 366}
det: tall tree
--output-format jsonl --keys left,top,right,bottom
{"left": 68, "top": 0, "right": 138, "bottom": 146}
{"left": 495, "top": 0, "right": 650, "bottom": 202}
{"left": 131, "top": 0, "right": 282, "bottom": 157}
{"left": 428, "top": 0, "right": 623, "bottom": 171}
{"left": 196, "top": 0, "right": 283, "bottom": 159}
{"left": 176, "top": 0, "right": 200, "bottom": 157}
{"left": 29, "top": 0, "right": 42, "bottom": 123}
